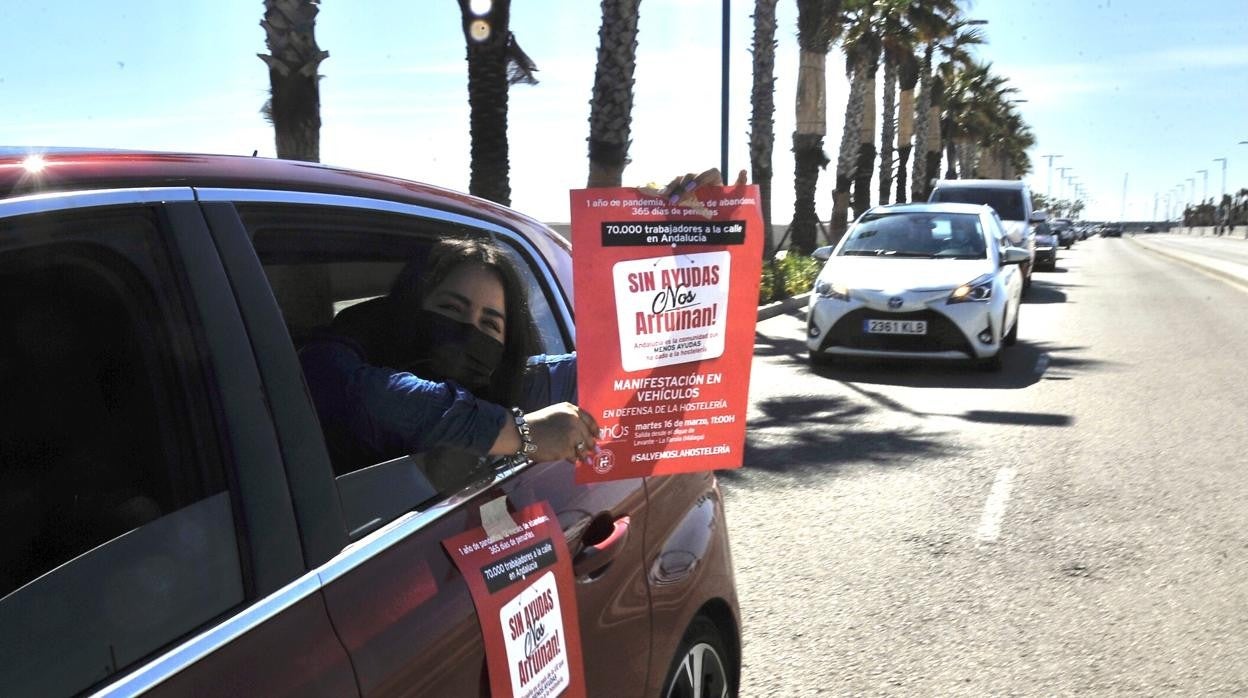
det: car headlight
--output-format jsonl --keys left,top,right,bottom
{"left": 947, "top": 274, "right": 994, "bottom": 304}
{"left": 814, "top": 278, "right": 850, "bottom": 301}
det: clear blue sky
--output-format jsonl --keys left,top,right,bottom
{"left": 2, "top": 1, "right": 1245, "bottom": 223}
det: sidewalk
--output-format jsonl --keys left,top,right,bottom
{"left": 1130, "top": 233, "right": 1248, "bottom": 290}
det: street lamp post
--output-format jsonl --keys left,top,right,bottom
{"left": 1043, "top": 154, "right": 1063, "bottom": 197}
{"left": 1056, "top": 166, "right": 1072, "bottom": 199}
{"left": 1187, "top": 178, "right": 1196, "bottom": 207}
{"left": 1196, "top": 169, "right": 1209, "bottom": 204}
{"left": 720, "top": 0, "right": 729, "bottom": 180}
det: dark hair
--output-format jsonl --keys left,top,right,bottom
{"left": 389, "top": 236, "right": 537, "bottom": 407}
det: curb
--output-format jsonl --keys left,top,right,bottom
{"left": 1129, "top": 237, "right": 1248, "bottom": 293}
{"left": 757, "top": 292, "right": 811, "bottom": 322}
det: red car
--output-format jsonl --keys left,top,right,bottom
{"left": 0, "top": 150, "right": 740, "bottom": 697}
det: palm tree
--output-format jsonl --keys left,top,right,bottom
{"left": 789, "top": 0, "right": 843, "bottom": 255}
{"left": 587, "top": 0, "right": 642, "bottom": 187}
{"left": 878, "top": 36, "right": 897, "bottom": 206}
{"left": 831, "top": 0, "right": 883, "bottom": 222}
{"left": 888, "top": 0, "right": 958, "bottom": 203}
{"left": 893, "top": 48, "right": 919, "bottom": 202}
{"left": 913, "top": 19, "right": 982, "bottom": 198}
{"left": 259, "top": 0, "right": 329, "bottom": 162}
{"left": 829, "top": 0, "right": 871, "bottom": 239}
{"left": 456, "top": 0, "right": 539, "bottom": 205}
{"left": 943, "top": 60, "right": 1017, "bottom": 178}
{"left": 749, "top": 0, "right": 780, "bottom": 258}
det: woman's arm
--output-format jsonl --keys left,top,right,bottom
{"left": 301, "top": 338, "right": 509, "bottom": 457}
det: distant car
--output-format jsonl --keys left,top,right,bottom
{"left": 1033, "top": 221, "right": 1059, "bottom": 271}
{"left": 1051, "top": 218, "right": 1077, "bottom": 248}
{"left": 1101, "top": 224, "right": 1124, "bottom": 238}
{"left": 0, "top": 149, "right": 741, "bottom": 697}
{"left": 1143, "top": 225, "right": 1155, "bottom": 232}
{"left": 807, "top": 203, "right": 1027, "bottom": 371}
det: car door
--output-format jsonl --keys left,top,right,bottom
{"left": 0, "top": 191, "right": 355, "bottom": 697}
{"left": 198, "top": 189, "right": 655, "bottom": 696}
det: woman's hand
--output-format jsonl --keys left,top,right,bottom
{"left": 638, "top": 168, "right": 749, "bottom": 206}
{"left": 490, "top": 402, "right": 599, "bottom": 463}
{"left": 525, "top": 402, "right": 600, "bottom": 463}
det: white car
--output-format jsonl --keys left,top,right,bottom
{"left": 806, "top": 203, "right": 1029, "bottom": 371}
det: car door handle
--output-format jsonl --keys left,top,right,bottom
{"left": 572, "top": 516, "right": 630, "bottom": 578}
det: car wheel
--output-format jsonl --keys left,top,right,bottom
{"left": 663, "top": 616, "right": 734, "bottom": 698}
{"left": 1004, "top": 314, "right": 1019, "bottom": 346}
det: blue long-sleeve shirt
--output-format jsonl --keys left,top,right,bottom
{"left": 300, "top": 335, "right": 576, "bottom": 473}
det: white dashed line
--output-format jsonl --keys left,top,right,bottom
{"left": 976, "top": 466, "right": 1017, "bottom": 542}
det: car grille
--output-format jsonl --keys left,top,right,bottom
{"left": 819, "top": 308, "right": 973, "bottom": 355}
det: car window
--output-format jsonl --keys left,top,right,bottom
{"left": 931, "top": 187, "right": 1026, "bottom": 221}
{"left": 236, "top": 203, "right": 567, "bottom": 537}
{"left": 839, "top": 212, "right": 986, "bottom": 259}
{"left": 0, "top": 207, "right": 243, "bottom": 696}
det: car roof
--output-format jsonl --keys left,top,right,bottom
{"left": 931, "top": 179, "right": 1028, "bottom": 190}
{"left": 865, "top": 202, "right": 991, "bottom": 215}
{"left": 0, "top": 148, "right": 573, "bottom": 290}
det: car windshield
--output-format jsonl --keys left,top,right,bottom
{"left": 839, "top": 212, "right": 987, "bottom": 259}
{"left": 930, "top": 187, "right": 1026, "bottom": 221}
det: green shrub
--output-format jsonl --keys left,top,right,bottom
{"left": 778, "top": 253, "right": 821, "bottom": 297}
{"left": 757, "top": 253, "right": 821, "bottom": 304}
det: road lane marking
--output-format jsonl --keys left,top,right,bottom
{"left": 976, "top": 466, "right": 1017, "bottom": 543}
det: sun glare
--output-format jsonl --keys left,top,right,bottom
{"left": 22, "top": 154, "right": 47, "bottom": 173}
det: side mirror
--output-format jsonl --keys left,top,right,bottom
{"left": 1029, "top": 210, "right": 1049, "bottom": 223}
{"left": 1001, "top": 247, "right": 1030, "bottom": 265}
{"left": 812, "top": 245, "right": 834, "bottom": 262}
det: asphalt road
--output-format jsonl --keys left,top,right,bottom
{"left": 722, "top": 236, "right": 1248, "bottom": 696}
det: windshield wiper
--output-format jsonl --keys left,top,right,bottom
{"left": 841, "top": 249, "right": 885, "bottom": 256}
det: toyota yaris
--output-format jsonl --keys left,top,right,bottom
{"left": 806, "top": 203, "right": 1028, "bottom": 371}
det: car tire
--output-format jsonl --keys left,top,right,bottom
{"left": 1004, "top": 315, "right": 1019, "bottom": 346}
{"left": 662, "top": 615, "right": 735, "bottom": 698}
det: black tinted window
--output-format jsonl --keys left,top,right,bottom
{"left": 0, "top": 208, "right": 242, "bottom": 696}
{"left": 931, "top": 187, "right": 1026, "bottom": 221}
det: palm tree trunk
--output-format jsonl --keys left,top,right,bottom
{"left": 587, "top": 0, "right": 642, "bottom": 188}
{"left": 878, "top": 59, "right": 897, "bottom": 206}
{"left": 749, "top": 0, "right": 780, "bottom": 259}
{"left": 921, "top": 75, "right": 943, "bottom": 198}
{"left": 791, "top": 48, "right": 829, "bottom": 255}
{"left": 458, "top": 0, "right": 515, "bottom": 205}
{"left": 957, "top": 138, "right": 974, "bottom": 179}
{"left": 832, "top": 55, "right": 869, "bottom": 239}
{"left": 851, "top": 57, "right": 878, "bottom": 219}
{"left": 909, "top": 44, "right": 933, "bottom": 203}
{"left": 894, "top": 50, "right": 919, "bottom": 204}
{"left": 259, "top": 0, "right": 329, "bottom": 162}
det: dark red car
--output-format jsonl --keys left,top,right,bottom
{"left": 0, "top": 150, "right": 740, "bottom": 697}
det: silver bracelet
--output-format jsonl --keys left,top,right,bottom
{"left": 510, "top": 407, "right": 538, "bottom": 458}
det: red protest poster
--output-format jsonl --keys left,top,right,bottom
{"left": 570, "top": 184, "right": 764, "bottom": 483}
{"left": 442, "top": 501, "right": 586, "bottom": 698}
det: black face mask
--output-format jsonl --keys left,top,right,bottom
{"left": 402, "top": 309, "right": 505, "bottom": 393}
